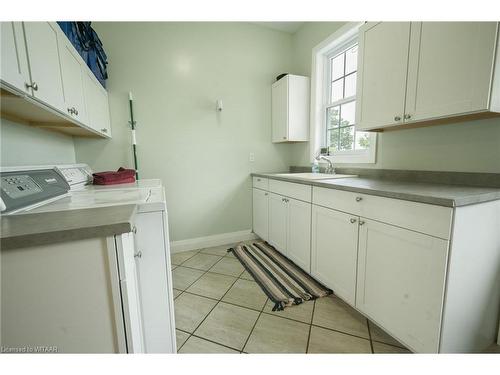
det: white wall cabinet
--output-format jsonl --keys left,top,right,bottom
{"left": 356, "top": 218, "right": 448, "bottom": 353}
{"left": 0, "top": 22, "right": 31, "bottom": 94}
{"left": 311, "top": 205, "right": 358, "bottom": 305}
{"left": 83, "top": 70, "right": 112, "bottom": 137}
{"left": 23, "top": 22, "right": 66, "bottom": 113}
{"left": 271, "top": 74, "right": 310, "bottom": 143}
{"left": 356, "top": 22, "right": 500, "bottom": 131}
{"left": 356, "top": 22, "right": 411, "bottom": 129}
{"left": 59, "top": 35, "right": 88, "bottom": 124}
{"left": 252, "top": 188, "right": 269, "bottom": 242}
{"left": 0, "top": 21, "right": 112, "bottom": 138}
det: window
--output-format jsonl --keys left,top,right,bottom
{"left": 310, "top": 23, "right": 376, "bottom": 164}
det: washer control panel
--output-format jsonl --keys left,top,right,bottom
{"left": 2, "top": 175, "right": 42, "bottom": 199}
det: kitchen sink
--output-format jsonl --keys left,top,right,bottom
{"left": 274, "top": 173, "right": 357, "bottom": 180}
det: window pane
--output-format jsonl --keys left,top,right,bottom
{"left": 339, "top": 126, "right": 355, "bottom": 151}
{"left": 327, "top": 106, "right": 340, "bottom": 128}
{"left": 345, "top": 45, "right": 358, "bottom": 75}
{"left": 331, "top": 54, "right": 344, "bottom": 81}
{"left": 355, "top": 131, "right": 371, "bottom": 150}
{"left": 344, "top": 72, "right": 357, "bottom": 98}
{"left": 327, "top": 129, "right": 339, "bottom": 152}
{"left": 331, "top": 78, "right": 344, "bottom": 102}
{"left": 340, "top": 101, "right": 355, "bottom": 126}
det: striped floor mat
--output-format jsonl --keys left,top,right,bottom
{"left": 228, "top": 241, "right": 333, "bottom": 311}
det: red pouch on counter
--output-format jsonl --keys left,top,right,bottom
{"left": 93, "top": 167, "right": 136, "bottom": 185}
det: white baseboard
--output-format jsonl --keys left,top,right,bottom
{"left": 170, "top": 229, "right": 258, "bottom": 253}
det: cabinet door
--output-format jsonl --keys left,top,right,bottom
{"left": 0, "top": 22, "right": 30, "bottom": 93}
{"left": 268, "top": 192, "right": 288, "bottom": 254}
{"left": 287, "top": 198, "right": 311, "bottom": 272}
{"left": 271, "top": 76, "right": 288, "bottom": 142}
{"left": 356, "top": 219, "right": 448, "bottom": 353}
{"left": 252, "top": 188, "right": 269, "bottom": 241}
{"left": 405, "top": 22, "right": 498, "bottom": 121}
{"left": 59, "top": 37, "right": 88, "bottom": 124}
{"left": 134, "top": 212, "right": 176, "bottom": 353}
{"left": 83, "top": 70, "right": 112, "bottom": 137}
{"left": 23, "top": 22, "right": 65, "bottom": 112}
{"left": 311, "top": 205, "right": 359, "bottom": 305}
{"left": 356, "top": 22, "right": 411, "bottom": 130}
{"left": 116, "top": 232, "right": 145, "bottom": 353}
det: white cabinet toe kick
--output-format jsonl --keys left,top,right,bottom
{"left": 252, "top": 176, "right": 500, "bottom": 353}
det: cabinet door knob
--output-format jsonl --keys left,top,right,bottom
{"left": 282, "top": 136, "right": 287, "bottom": 140}
{"left": 264, "top": 192, "right": 268, "bottom": 196}
{"left": 67, "top": 107, "right": 72, "bottom": 113}
{"left": 359, "top": 220, "right": 365, "bottom": 226}
{"left": 349, "top": 218, "right": 357, "bottom": 224}
{"left": 74, "top": 108, "right": 79, "bottom": 115}
{"left": 404, "top": 114, "right": 412, "bottom": 120}
{"left": 394, "top": 115, "right": 401, "bottom": 121}
{"left": 355, "top": 196, "right": 363, "bottom": 202}
{"left": 132, "top": 226, "right": 137, "bottom": 234}
{"left": 25, "top": 82, "right": 38, "bottom": 91}
{"left": 257, "top": 178, "right": 261, "bottom": 181}
{"left": 101, "top": 128, "right": 108, "bottom": 133}
{"left": 134, "top": 251, "right": 142, "bottom": 258}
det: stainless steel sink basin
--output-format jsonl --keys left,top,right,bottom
{"left": 274, "top": 173, "right": 357, "bottom": 180}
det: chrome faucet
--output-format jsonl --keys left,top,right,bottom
{"left": 316, "top": 154, "right": 335, "bottom": 174}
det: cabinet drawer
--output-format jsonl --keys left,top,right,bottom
{"left": 269, "top": 179, "right": 311, "bottom": 202}
{"left": 253, "top": 176, "right": 269, "bottom": 190}
{"left": 313, "top": 187, "right": 452, "bottom": 239}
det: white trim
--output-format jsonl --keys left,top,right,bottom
{"left": 170, "top": 229, "right": 257, "bottom": 253}
{"left": 309, "top": 21, "right": 377, "bottom": 165}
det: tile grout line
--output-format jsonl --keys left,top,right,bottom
{"left": 179, "top": 267, "right": 243, "bottom": 353}
{"left": 174, "top": 252, "right": 230, "bottom": 352}
{"left": 305, "top": 299, "right": 317, "bottom": 354}
{"left": 238, "top": 297, "right": 269, "bottom": 353}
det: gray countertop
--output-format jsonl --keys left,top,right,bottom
{"left": 252, "top": 172, "right": 500, "bottom": 207}
{"left": 1, "top": 204, "right": 137, "bottom": 250}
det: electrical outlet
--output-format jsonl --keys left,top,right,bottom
{"left": 249, "top": 153, "right": 255, "bottom": 162}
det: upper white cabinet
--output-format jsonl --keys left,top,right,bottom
{"left": 405, "top": 22, "right": 498, "bottom": 122}
{"left": 23, "top": 22, "right": 66, "bottom": 113}
{"left": 271, "top": 74, "right": 310, "bottom": 143}
{"left": 356, "top": 22, "right": 411, "bottom": 129}
{"left": 84, "top": 70, "right": 112, "bottom": 137}
{"left": 0, "top": 22, "right": 31, "bottom": 94}
{"left": 356, "top": 22, "right": 500, "bottom": 131}
{"left": 0, "top": 22, "right": 111, "bottom": 138}
{"left": 356, "top": 219, "right": 448, "bottom": 353}
{"left": 59, "top": 35, "right": 88, "bottom": 124}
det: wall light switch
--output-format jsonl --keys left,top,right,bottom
{"left": 249, "top": 153, "right": 255, "bottom": 162}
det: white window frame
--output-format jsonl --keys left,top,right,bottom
{"left": 309, "top": 22, "right": 377, "bottom": 164}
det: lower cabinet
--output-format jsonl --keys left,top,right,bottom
{"left": 252, "top": 188, "right": 269, "bottom": 241}
{"left": 356, "top": 218, "right": 448, "bottom": 353}
{"left": 311, "top": 205, "right": 359, "bottom": 305}
{"left": 268, "top": 192, "right": 288, "bottom": 253}
{"left": 257, "top": 190, "right": 311, "bottom": 272}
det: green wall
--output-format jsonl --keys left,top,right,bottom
{"left": 0, "top": 118, "right": 76, "bottom": 166}
{"left": 73, "top": 22, "right": 294, "bottom": 241}
{"left": 288, "top": 22, "right": 500, "bottom": 173}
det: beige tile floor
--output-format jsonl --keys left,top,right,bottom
{"left": 171, "top": 243, "right": 500, "bottom": 354}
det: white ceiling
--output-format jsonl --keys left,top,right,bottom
{"left": 252, "top": 22, "right": 305, "bottom": 34}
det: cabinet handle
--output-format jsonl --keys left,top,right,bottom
{"left": 67, "top": 107, "right": 72, "bottom": 114}
{"left": 25, "top": 82, "right": 38, "bottom": 91}
{"left": 404, "top": 114, "right": 412, "bottom": 120}
{"left": 101, "top": 128, "right": 108, "bottom": 133}
{"left": 355, "top": 196, "right": 363, "bottom": 202}
{"left": 134, "top": 251, "right": 142, "bottom": 259}
{"left": 257, "top": 178, "right": 261, "bottom": 181}
{"left": 349, "top": 218, "right": 357, "bottom": 224}
{"left": 394, "top": 115, "right": 401, "bottom": 121}
{"left": 74, "top": 108, "right": 79, "bottom": 116}
{"left": 359, "top": 220, "right": 365, "bottom": 226}
{"left": 132, "top": 226, "right": 137, "bottom": 234}
{"left": 282, "top": 136, "right": 287, "bottom": 140}
{"left": 264, "top": 192, "right": 268, "bottom": 196}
